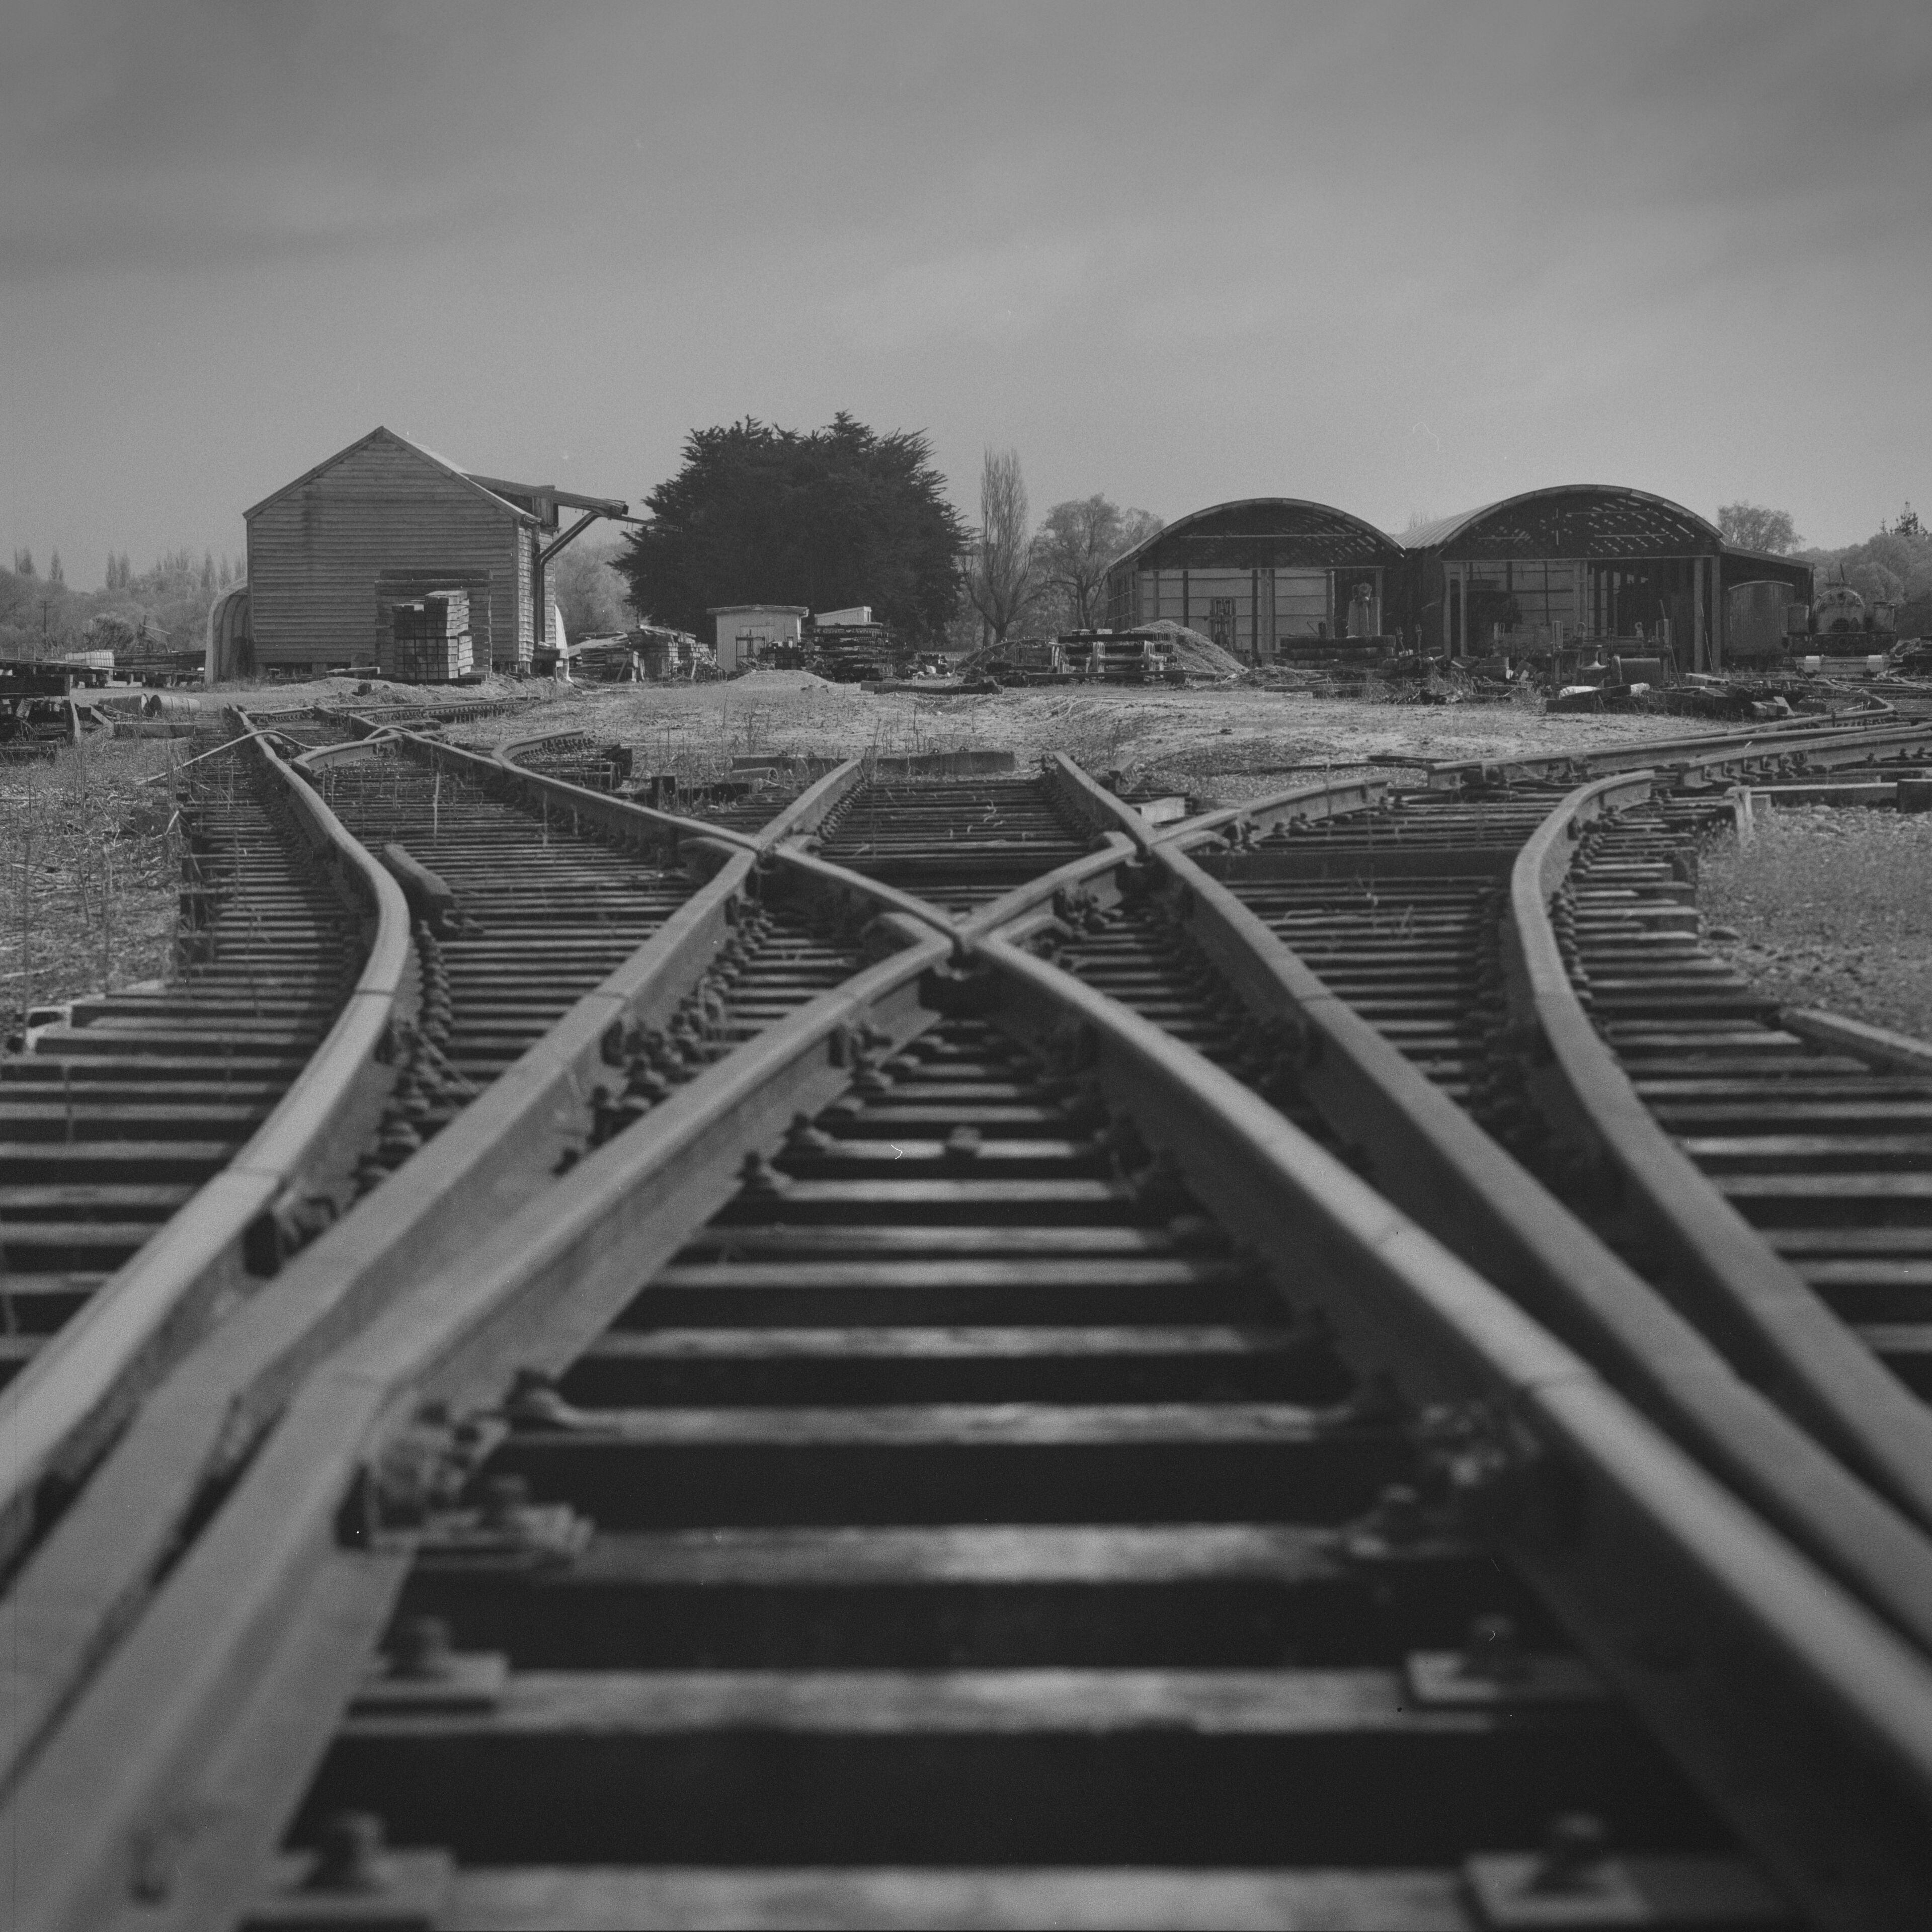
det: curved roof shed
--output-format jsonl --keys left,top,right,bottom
{"left": 1404, "top": 484, "right": 1727, "bottom": 668}
{"left": 1404, "top": 486, "right": 1724, "bottom": 560}
{"left": 1104, "top": 498, "right": 1403, "bottom": 662}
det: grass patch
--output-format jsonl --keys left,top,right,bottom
{"left": 1, "top": 737, "right": 188, "bottom": 1037}
{"left": 1701, "top": 805, "right": 1932, "bottom": 1042}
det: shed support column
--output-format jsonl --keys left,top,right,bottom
{"left": 1455, "top": 567, "right": 1467, "bottom": 661}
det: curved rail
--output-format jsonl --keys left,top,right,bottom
{"left": 0, "top": 752, "right": 1204, "bottom": 1811}
{"left": 0, "top": 746, "right": 900, "bottom": 1805}
{"left": 1505, "top": 772, "right": 1932, "bottom": 1532}
{"left": 0, "top": 715, "right": 415, "bottom": 1575}
{"left": 1430, "top": 710, "right": 1930, "bottom": 790}
{"left": 11, "top": 899, "right": 1932, "bottom": 1927}
{"left": 1034, "top": 760, "right": 1932, "bottom": 1658}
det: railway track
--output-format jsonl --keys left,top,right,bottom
{"left": 1070, "top": 723, "right": 1932, "bottom": 1571}
{"left": 1569, "top": 819, "right": 1932, "bottom": 1410}
{"left": 8, "top": 728, "right": 1932, "bottom": 1926}
{"left": 1, "top": 734, "right": 350, "bottom": 1391}
{"left": 1510, "top": 774, "right": 1932, "bottom": 1522}
{"left": 811, "top": 766, "right": 1105, "bottom": 916}
{"left": 0, "top": 718, "right": 407, "bottom": 1574}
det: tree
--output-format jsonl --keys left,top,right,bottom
{"left": 1717, "top": 502, "right": 1801, "bottom": 554}
{"left": 13, "top": 548, "right": 33, "bottom": 577}
{"left": 48, "top": 549, "right": 63, "bottom": 586}
{"left": 612, "top": 414, "right": 968, "bottom": 641}
{"left": 552, "top": 539, "right": 636, "bottom": 640}
{"left": 961, "top": 448, "right": 1037, "bottom": 648}
{"left": 1034, "top": 496, "right": 1162, "bottom": 629}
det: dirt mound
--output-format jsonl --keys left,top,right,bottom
{"left": 731, "top": 666, "right": 838, "bottom": 690}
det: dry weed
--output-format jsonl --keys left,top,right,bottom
{"left": 2, "top": 736, "right": 188, "bottom": 1036}
{"left": 1702, "top": 805, "right": 1932, "bottom": 1042}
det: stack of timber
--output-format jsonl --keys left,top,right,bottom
{"left": 383, "top": 591, "right": 474, "bottom": 683}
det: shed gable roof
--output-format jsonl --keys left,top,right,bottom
{"left": 243, "top": 426, "right": 535, "bottom": 524}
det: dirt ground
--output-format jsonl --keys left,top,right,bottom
{"left": 397, "top": 672, "right": 1705, "bottom": 806}
{"left": 1700, "top": 804, "right": 1932, "bottom": 1043}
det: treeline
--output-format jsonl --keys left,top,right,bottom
{"left": 0, "top": 546, "right": 245, "bottom": 659}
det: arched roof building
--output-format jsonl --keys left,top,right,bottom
{"left": 1103, "top": 499, "right": 1403, "bottom": 664}
{"left": 1401, "top": 484, "right": 1801, "bottom": 670}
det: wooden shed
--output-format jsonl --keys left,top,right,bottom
{"left": 243, "top": 428, "right": 626, "bottom": 675}
{"left": 1102, "top": 500, "right": 1404, "bottom": 665}
{"left": 1404, "top": 486, "right": 1734, "bottom": 671}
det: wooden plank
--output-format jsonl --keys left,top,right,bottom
{"left": 587, "top": 1326, "right": 1293, "bottom": 1361}
{"left": 550, "top": 1522, "right": 1346, "bottom": 1587}
{"left": 649, "top": 1260, "right": 1251, "bottom": 1291}
{"left": 336, "top": 1666, "right": 1552, "bottom": 1738}
{"left": 438, "top": 1864, "right": 1473, "bottom": 1932}
{"left": 501, "top": 1403, "right": 1339, "bottom": 1446}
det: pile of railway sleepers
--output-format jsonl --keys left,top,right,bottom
{"left": 382, "top": 590, "right": 474, "bottom": 682}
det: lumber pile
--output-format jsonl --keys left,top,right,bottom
{"left": 383, "top": 590, "right": 473, "bottom": 681}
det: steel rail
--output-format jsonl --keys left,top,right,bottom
{"left": 1506, "top": 772, "right": 1932, "bottom": 1534}
{"left": 1427, "top": 711, "right": 1928, "bottom": 790}
{"left": 0, "top": 756, "right": 884, "bottom": 1808}
{"left": 0, "top": 749, "right": 1186, "bottom": 1813}
{"left": 11, "top": 908, "right": 1932, "bottom": 1927}
{"left": 0, "top": 715, "right": 415, "bottom": 1577}
{"left": 1024, "top": 778, "right": 1932, "bottom": 1662}
{"left": 1045, "top": 753, "right": 1394, "bottom": 859}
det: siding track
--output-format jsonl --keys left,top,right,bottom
{"left": 0, "top": 717, "right": 408, "bottom": 1576}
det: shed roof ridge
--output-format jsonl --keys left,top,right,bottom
{"left": 1403, "top": 485, "right": 1725, "bottom": 555}
{"left": 242, "top": 426, "right": 536, "bottom": 523}
{"left": 1105, "top": 496, "right": 1402, "bottom": 577}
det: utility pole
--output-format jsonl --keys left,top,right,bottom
{"left": 40, "top": 597, "right": 52, "bottom": 660}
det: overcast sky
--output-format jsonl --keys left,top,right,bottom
{"left": 4, "top": 0, "right": 1928, "bottom": 585}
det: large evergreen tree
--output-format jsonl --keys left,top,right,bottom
{"left": 614, "top": 414, "right": 968, "bottom": 640}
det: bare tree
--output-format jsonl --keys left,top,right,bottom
{"left": 1717, "top": 502, "right": 1801, "bottom": 554}
{"left": 1035, "top": 496, "right": 1162, "bottom": 629}
{"left": 962, "top": 448, "right": 1036, "bottom": 647}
